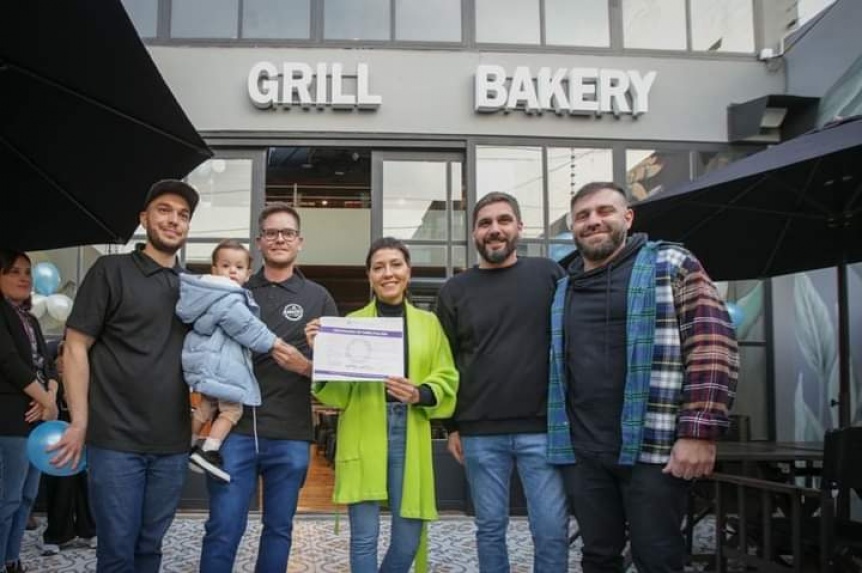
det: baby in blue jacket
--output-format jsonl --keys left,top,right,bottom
{"left": 176, "top": 239, "right": 288, "bottom": 483}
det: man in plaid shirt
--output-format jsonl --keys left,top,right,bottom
{"left": 546, "top": 182, "right": 738, "bottom": 573}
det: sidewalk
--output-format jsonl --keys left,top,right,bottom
{"left": 22, "top": 513, "right": 715, "bottom": 572}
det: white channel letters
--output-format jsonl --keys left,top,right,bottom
{"left": 248, "top": 62, "right": 382, "bottom": 110}
{"left": 474, "top": 65, "right": 657, "bottom": 117}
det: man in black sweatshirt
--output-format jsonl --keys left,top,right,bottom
{"left": 436, "top": 192, "right": 569, "bottom": 572}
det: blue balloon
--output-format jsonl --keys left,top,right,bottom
{"left": 27, "top": 420, "right": 86, "bottom": 476}
{"left": 32, "top": 262, "right": 62, "bottom": 296}
{"left": 726, "top": 301, "right": 745, "bottom": 331}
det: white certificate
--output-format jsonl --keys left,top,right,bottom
{"left": 312, "top": 316, "right": 404, "bottom": 382}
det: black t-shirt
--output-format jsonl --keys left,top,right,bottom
{"left": 238, "top": 268, "right": 338, "bottom": 441}
{"left": 564, "top": 234, "right": 644, "bottom": 455}
{"left": 66, "top": 247, "right": 190, "bottom": 454}
{"left": 436, "top": 257, "right": 565, "bottom": 435}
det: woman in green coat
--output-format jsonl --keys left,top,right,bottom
{"left": 308, "top": 237, "right": 458, "bottom": 573}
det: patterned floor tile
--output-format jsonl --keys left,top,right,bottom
{"left": 20, "top": 513, "right": 715, "bottom": 572}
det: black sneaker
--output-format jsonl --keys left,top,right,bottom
{"left": 189, "top": 447, "right": 231, "bottom": 483}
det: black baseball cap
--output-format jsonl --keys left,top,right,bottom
{"left": 143, "top": 179, "right": 199, "bottom": 215}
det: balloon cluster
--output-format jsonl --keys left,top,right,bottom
{"left": 30, "top": 262, "right": 73, "bottom": 322}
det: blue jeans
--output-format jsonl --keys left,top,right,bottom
{"left": 348, "top": 403, "right": 423, "bottom": 573}
{"left": 0, "top": 437, "right": 41, "bottom": 565}
{"left": 201, "top": 434, "right": 309, "bottom": 573}
{"left": 87, "top": 446, "right": 187, "bottom": 573}
{"left": 563, "top": 453, "right": 688, "bottom": 573}
{"left": 462, "top": 433, "right": 569, "bottom": 573}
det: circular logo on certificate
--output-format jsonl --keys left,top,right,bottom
{"left": 282, "top": 303, "right": 304, "bottom": 321}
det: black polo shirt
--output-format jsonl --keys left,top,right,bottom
{"left": 236, "top": 268, "right": 337, "bottom": 441}
{"left": 66, "top": 246, "right": 190, "bottom": 454}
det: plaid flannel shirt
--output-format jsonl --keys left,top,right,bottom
{"left": 547, "top": 241, "right": 739, "bottom": 466}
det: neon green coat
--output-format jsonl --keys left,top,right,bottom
{"left": 312, "top": 300, "right": 458, "bottom": 571}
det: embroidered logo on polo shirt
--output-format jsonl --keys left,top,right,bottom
{"left": 282, "top": 303, "right": 304, "bottom": 321}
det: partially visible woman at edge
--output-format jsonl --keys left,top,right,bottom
{"left": 0, "top": 250, "right": 59, "bottom": 573}
{"left": 306, "top": 237, "right": 458, "bottom": 573}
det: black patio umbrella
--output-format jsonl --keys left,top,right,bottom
{"left": 0, "top": 0, "right": 212, "bottom": 252}
{"left": 632, "top": 115, "right": 862, "bottom": 427}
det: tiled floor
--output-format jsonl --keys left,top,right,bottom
{"left": 20, "top": 513, "right": 715, "bottom": 572}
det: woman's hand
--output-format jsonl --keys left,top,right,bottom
{"left": 385, "top": 376, "right": 420, "bottom": 405}
{"left": 25, "top": 400, "right": 43, "bottom": 423}
{"left": 41, "top": 401, "right": 59, "bottom": 421}
{"left": 304, "top": 319, "right": 321, "bottom": 350}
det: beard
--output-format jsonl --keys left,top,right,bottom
{"left": 574, "top": 224, "right": 627, "bottom": 263}
{"left": 146, "top": 225, "right": 185, "bottom": 256}
{"left": 475, "top": 233, "right": 518, "bottom": 265}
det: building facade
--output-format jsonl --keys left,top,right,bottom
{"left": 34, "top": 0, "right": 859, "bottom": 455}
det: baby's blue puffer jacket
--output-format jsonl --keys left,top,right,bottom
{"left": 176, "top": 274, "right": 276, "bottom": 406}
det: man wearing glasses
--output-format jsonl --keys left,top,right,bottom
{"left": 200, "top": 203, "right": 338, "bottom": 573}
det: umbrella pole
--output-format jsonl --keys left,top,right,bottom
{"left": 836, "top": 262, "right": 851, "bottom": 428}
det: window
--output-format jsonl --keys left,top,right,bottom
{"left": 622, "top": 0, "right": 687, "bottom": 50}
{"left": 626, "top": 149, "right": 691, "bottom": 201}
{"left": 325, "top": 0, "right": 390, "bottom": 41}
{"left": 476, "top": 147, "right": 544, "bottom": 238}
{"left": 242, "top": 0, "right": 310, "bottom": 39}
{"left": 690, "top": 0, "right": 754, "bottom": 53}
{"left": 185, "top": 159, "right": 253, "bottom": 239}
{"left": 544, "top": 0, "right": 610, "bottom": 47}
{"left": 379, "top": 154, "right": 465, "bottom": 277}
{"left": 475, "top": 0, "right": 540, "bottom": 44}
{"left": 395, "top": 0, "right": 461, "bottom": 42}
{"left": 171, "top": 0, "right": 238, "bottom": 39}
{"left": 694, "top": 149, "right": 753, "bottom": 177}
{"left": 383, "top": 161, "right": 449, "bottom": 240}
{"left": 121, "top": 0, "right": 158, "bottom": 38}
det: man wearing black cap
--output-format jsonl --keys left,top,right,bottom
{"left": 51, "top": 179, "right": 199, "bottom": 573}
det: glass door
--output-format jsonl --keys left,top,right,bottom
{"left": 371, "top": 151, "right": 466, "bottom": 303}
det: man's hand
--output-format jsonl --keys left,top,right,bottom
{"left": 304, "top": 319, "right": 320, "bottom": 350}
{"left": 447, "top": 431, "right": 464, "bottom": 465}
{"left": 272, "top": 338, "right": 311, "bottom": 376}
{"left": 48, "top": 423, "right": 87, "bottom": 471}
{"left": 662, "top": 438, "right": 717, "bottom": 480}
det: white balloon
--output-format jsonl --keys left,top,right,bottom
{"left": 31, "top": 293, "right": 47, "bottom": 319}
{"left": 46, "top": 294, "right": 74, "bottom": 322}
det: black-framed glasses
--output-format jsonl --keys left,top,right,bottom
{"left": 260, "top": 228, "right": 300, "bottom": 242}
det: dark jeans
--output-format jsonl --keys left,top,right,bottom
{"left": 43, "top": 471, "right": 96, "bottom": 545}
{"left": 200, "top": 434, "right": 309, "bottom": 573}
{"left": 564, "top": 453, "right": 689, "bottom": 573}
{"left": 87, "top": 446, "right": 187, "bottom": 573}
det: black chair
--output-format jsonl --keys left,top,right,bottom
{"left": 820, "top": 426, "right": 862, "bottom": 572}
